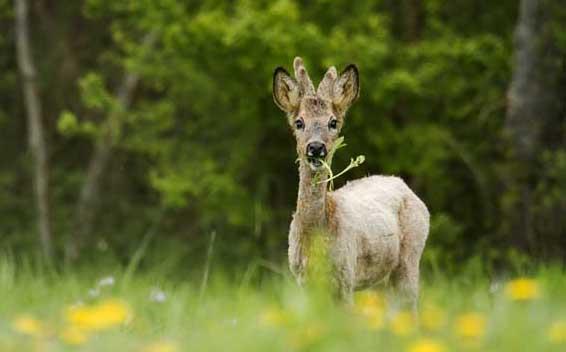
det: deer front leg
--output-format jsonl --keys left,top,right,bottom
{"left": 288, "top": 249, "right": 307, "bottom": 287}
{"left": 288, "top": 221, "right": 308, "bottom": 286}
{"left": 336, "top": 276, "right": 354, "bottom": 305}
{"left": 331, "top": 249, "right": 355, "bottom": 305}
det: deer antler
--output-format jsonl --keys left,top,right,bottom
{"left": 316, "top": 66, "right": 337, "bottom": 100}
{"left": 293, "top": 57, "right": 315, "bottom": 96}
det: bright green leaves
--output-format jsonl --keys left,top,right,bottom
{"left": 57, "top": 111, "right": 97, "bottom": 137}
{"left": 79, "top": 73, "right": 116, "bottom": 112}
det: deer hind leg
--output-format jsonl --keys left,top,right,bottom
{"left": 390, "top": 195, "right": 429, "bottom": 315}
{"left": 390, "top": 246, "right": 420, "bottom": 315}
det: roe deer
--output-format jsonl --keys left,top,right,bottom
{"left": 272, "top": 57, "right": 430, "bottom": 310}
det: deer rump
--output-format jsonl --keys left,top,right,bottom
{"left": 327, "top": 175, "right": 428, "bottom": 291}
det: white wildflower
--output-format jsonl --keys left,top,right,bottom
{"left": 97, "top": 276, "right": 115, "bottom": 288}
{"left": 150, "top": 288, "right": 167, "bottom": 303}
{"left": 88, "top": 287, "right": 100, "bottom": 298}
{"left": 489, "top": 279, "right": 502, "bottom": 294}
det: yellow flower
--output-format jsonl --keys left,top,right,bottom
{"left": 390, "top": 311, "right": 416, "bottom": 336}
{"left": 504, "top": 278, "right": 540, "bottom": 301}
{"left": 290, "top": 323, "right": 325, "bottom": 349}
{"left": 355, "top": 291, "right": 384, "bottom": 310}
{"left": 354, "top": 291, "right": 385, "bottom": 330}
{"left": 143, "top": 341, "right": 178, "bottom": 352}
{"left": 366, "top": 311, "right": 385, "bottom": 330}
{"left": 259, "top": 306, "right": 288, "bottom": 327}
{"left": 12, "top": 315, "right": 46, "bottom": 337}
{"left": 59, "top": 326, "right": 89, "bottom": 345}
{"left": 548, "top": 321, "right": 566, "bottom": 344}
{"left": 407, "top": 338, "right": 446, "bottom": 352}
{"left": 455, "top": 312, "right": 486, "bottom": 339}
{"left": 420, "top": 305, "right": 446, "bottom": 331}
{"left": 66, "top": 299, "right": 132, "bottom": 331}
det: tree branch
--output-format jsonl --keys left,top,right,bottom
{"left": 66, "top": 32, "right": 157, "bottom": 260}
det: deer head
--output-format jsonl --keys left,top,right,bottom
{"left": 273, "top": 57, "right": 360, "bottom": 171}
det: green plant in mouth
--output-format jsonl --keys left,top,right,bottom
{"left": 314, "top": 136, "right": 365, "bottom": 191}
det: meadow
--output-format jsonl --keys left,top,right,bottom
{"left": 1, "top": 255, "right": 565, "bottom": 352}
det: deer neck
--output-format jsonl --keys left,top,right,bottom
{"left": 295, "top": 162, "right": 329, "bottom": 232}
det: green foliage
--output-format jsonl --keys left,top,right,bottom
{"left": 57, "top": 111, "right": 97, "bottom": 137}
{"left": 79, "top": 73, "right": 116, "bottom": 112}
{"left": 532, "top": 150, "right": 566, "bottom": 255}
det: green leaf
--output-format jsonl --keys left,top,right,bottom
{"left": 57, "top": 111, "right": 78, "bottom": 135}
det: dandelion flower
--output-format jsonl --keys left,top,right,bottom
{"left": 548, "top": 321, "right": 566, "bottom": 344}
{"left": 420, "top": 305, "right": 446, "bottom": 331}
{"left": 290, "top": 322, "right": 325, "bottom": 348}
{"left": 259, "top": 306, "right": 288, "bottom": 327}
{"left": 390, "top": 311, "right": 416, "bottom": 336}
{"left": 66, "top": 299, "right": 132, "bottom": 331}
{"left": 143, "top": 341, "right": 177, "bottom": 352}
{"left": 455, "top": 312, "right": 486, "bottom": 339}
{"left": 366, "top": 312, "right": 385, "bottom": 330}
{"left": 407, "top": 338, "right": 446, "bottom": 352}
{"left": 59, "top": 326, "right": 89, "bottom": 345}
{"left": 504, "top": 278, "right": 540, "bottom": 301}
{"left": 12, "top": 315, "right": 46, "bottom": 337}
{"left": 355, "top": 291, "right": 384, "bottom": 310}
{"left": 354, "top": 291, "right": 385, "bottom": 330}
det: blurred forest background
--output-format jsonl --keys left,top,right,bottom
{"left": 1, "top": 0, "right": 565, "bottom": 273}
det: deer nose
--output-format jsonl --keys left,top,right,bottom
{"left": 306, "top": 142, "right": 327, "bottom": 158}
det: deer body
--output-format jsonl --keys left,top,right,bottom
{"left": 274, "top": 57, "right": 429, "bottom": 308}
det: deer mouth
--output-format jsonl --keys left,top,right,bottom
{"left": 307, "top": 157, "right": 324, "bottom": 170}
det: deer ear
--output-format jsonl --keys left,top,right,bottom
{"left": 333, "top": 64, "right": 360, "bottom": 113}
{"left": 273, "top": 67, "right": 300, "bottom": 113}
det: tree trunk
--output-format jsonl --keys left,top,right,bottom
{"left": 404, "top": 0, "right": 424, "bottom": 42}
{"left": 14, "top": 0, "right": 53, "bottom": 260}
{"left": 66, "top": 33, "right": 157, "bottom": 260}
{"left": 387, "top": 0, "right": 425, "bottom": 42}
{"left": 504, "top": 0, "right": 563, "bottom": 253}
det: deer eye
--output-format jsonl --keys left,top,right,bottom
{"left": 328, "top": 118, "right": 338, "bottom": 130}
{"left": 294, "top": 119, "right": 304, "bottom": 130}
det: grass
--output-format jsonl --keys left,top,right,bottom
{"left": 0, "top": 255, "right": 565, "bottom": 351}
